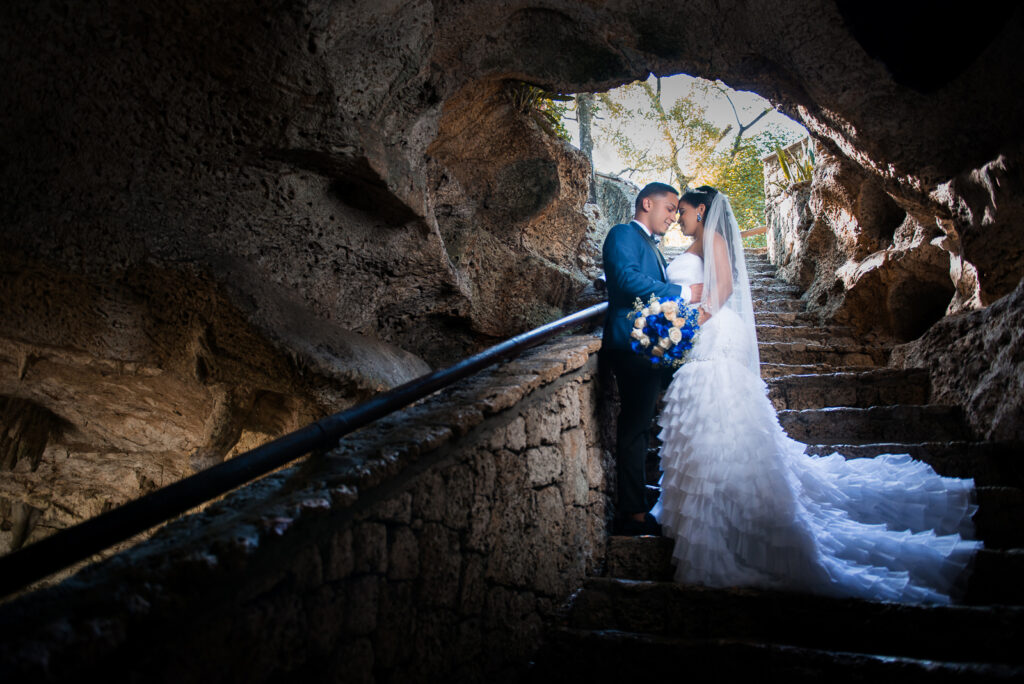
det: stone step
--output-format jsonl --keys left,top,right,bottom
{"left": 755, "top": 324, "right": 857, "bottom": 343}
{"left": 532, "top": 627, "right": 1024, "bottom": 682}
{"left": 753, "top": 298, "right": 805, "bottom": 313}
{"left": 747, "top": 272, "right": 779, "bottom": 282}
{"left": 965, "top": 549, "right": 1024, "bottom": 605}
{"left": 802, "top": 441, "right": 1024, "bottom": 488}
{"left": 973, "top": 487, "right": 1024, "bottom": 549}
{"left": 760, "top": 363, "right": 880, "bottom": 379}
{"left": 749, "top": 283, "right": 802, "bottom": 297}
{"left": 751, "top": 292, "right": 803, "bottom": 303}
{"left": 767, "top": 368, "right": 930, "bottom": 410}
{"left": 604, "top": 536, "right": 1024, "bottom": 605}
{"left": 749, "top": 284, "right": 789, "bottom": 296}
{"left": 567, "top": 577, "right": 1024, "bottom": 664}
{"left": 605, "top": 535, "right": 675, "bottom": 581}
{"left": 777, "top": 405, "right": 972, "bottom": 444}
{"left": 755, "top": 311, "right": 818, "bottom": 326}
{"left": 758, "top": 341, "right": 885, "bottom": 367}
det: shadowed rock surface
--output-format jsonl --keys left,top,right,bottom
{"left": 891, "top": 279, "right": 1024, "bottom": 442}
{"left": 766, "top": 145, "right": 955, "bottom": 341}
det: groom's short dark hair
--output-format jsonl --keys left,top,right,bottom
{"left": 635, "top": 182, "right": 679, "bottom": 213}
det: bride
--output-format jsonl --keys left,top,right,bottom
{"left": 651, "top": 185, "right": 981, "bottom": 604}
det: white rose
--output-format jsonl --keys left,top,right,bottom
{"left": 673, "top": 318, "right": 685, "bottom": 328}
{"left": 641, "top": 308, "right": 650, "bottom": 317}
{"left": 668, "top": 327, "right": 683, "bottom": 344}
{"left": 631, "top": 328, "right": 644, "bottom": 340}
{"left": 634, "top": 317, "right": 645, "bottom": 329}
{"left": 648, "top": 301, "right": 662, "bottom": 315}
{"left": 639, "top": 335, "right": 650, "bottom": 347}
{"left": 658, "top": 336, "right": 672, "bottom": 350}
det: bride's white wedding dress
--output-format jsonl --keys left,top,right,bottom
{"left": 652, "top": 249, "right": 981, "bottom": 604}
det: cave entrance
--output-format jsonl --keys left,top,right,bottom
{"left": 528, "top": 73, "right": 809, "bottom": 247}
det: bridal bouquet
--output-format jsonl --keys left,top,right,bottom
{"left": 627, "top": 294, "right": 701, "bottom": 368}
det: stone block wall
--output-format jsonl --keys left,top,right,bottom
{"left": 764, "top": 145, "right": 814, "bottom": 290}
{"left": 0, "top": 335, "right": 612, "bottom": 683}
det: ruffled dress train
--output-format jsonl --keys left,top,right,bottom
{"left": 652, "top": 308, "right": 981, "bottom": 604}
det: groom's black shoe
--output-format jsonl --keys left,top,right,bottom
{"left": 614, "top": 513, "right": 662, "bottom": 537}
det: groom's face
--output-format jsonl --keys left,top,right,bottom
{"left": 645, "top": 193, "right": 679, "bottom": 236}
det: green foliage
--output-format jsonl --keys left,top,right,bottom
{"left": 700, "top": 128, "right": 801, "bottom": 231}
{"left": 773, "top": 140, "right": 815, "bottom": 189}
{"left": 702, "top": 142, "right": 765, "bottom": 231}
{"left": 741, "top": 232, "right": 767, "bottom": 249}
{"left": 595, "top": 76, "right": 808, "bottom": 232}
{"left": 507, "top": 82, "right": 573, "bottom": 141}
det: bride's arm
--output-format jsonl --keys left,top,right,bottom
{"left": 698, "top": 233, "right": 733, "bottom": 324}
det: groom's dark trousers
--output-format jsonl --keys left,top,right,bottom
{"left": 604, "top": 350, "right": 671, "bottom": 513}
{"left": 601, "top": 221, "right": 682, "bottom": 515}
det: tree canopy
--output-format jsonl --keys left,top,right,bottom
{"left": 594, "top": 76, "right": 804, "bottom": 231}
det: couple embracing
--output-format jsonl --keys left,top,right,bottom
{"left": 600, "top": 182, "right": 981, "bottom": 604}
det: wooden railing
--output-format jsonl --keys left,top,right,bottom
{"left": 740, "top": 225, "right": 767, "bottom": 238}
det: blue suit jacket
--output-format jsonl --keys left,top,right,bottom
{"left": 602, "top": 222, "right": 683, "bottom": 351}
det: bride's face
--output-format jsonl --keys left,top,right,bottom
{"left": 677, "top": 201, "right": 705, "bottom": 236}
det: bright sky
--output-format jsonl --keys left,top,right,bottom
{"left": 568, "top": 73, "right": 808, "bottom": 188}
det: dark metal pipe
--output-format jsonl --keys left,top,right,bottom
{"left": 0, "top": 302, "right": 607, "bottom": 598}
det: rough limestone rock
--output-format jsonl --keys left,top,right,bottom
{"left": 595, "top": 173, "right": 640, "bottom": 236}
{"left": 931, "top": 150, "right": 1024, "bottom": 307}
{"left": 575, "top": 173, "right": 639, "bottom": 306}
{"left": 767, "top": 146, "right": 954, "bottom": 340}
{"left": 427, "top": 79, "right": 596, "bottom": 336}
{"left": 2, "top": 1, "right": 1024, "bottom": 545}
{"left": 890, "top": 280, "right": 1024, "bottom": 442}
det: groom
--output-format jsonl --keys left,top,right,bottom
{"left": 602, "top": 182, "right": 702, "bottom": 536}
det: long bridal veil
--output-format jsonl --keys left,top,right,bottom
{"left": 657, "top": 188, "right": 980, "bottom": 603}
{"left": 698, "top": 191, "right": 759, "bottom": 376}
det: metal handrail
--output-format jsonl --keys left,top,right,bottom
{"left": 0, "top": 302, "right": 608, "bottom": 598}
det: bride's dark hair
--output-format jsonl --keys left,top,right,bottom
{"left": 679, "top": 185, "right": 718, "bottom": 210}
{"left": 683, "top": 185, "right": 739, "bottom": 281}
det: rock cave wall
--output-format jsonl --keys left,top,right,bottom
{"left": 890, "top": 281, "right": 1024, "bottom": 443}
{"left": 0, "top": 335, "right": 611, "bottom": 683}
{"left": 765, "top": 143, "right": 955, "bottom": 342}
{"left": 2, "top": 1, "right": 1023, "bottom": 552}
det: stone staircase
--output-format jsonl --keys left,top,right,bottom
{"left": 530, "top": 248, "right": 1024, "bottom": 681}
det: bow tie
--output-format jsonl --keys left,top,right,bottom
{"left": 640, "top": 229, "right": 661, "bottom": 245}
